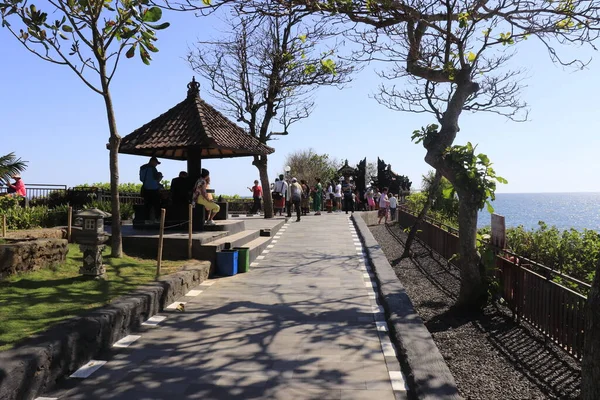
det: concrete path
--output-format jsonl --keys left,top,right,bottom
{"left": 44, "top": 214, "right": 408, "bottom": 400}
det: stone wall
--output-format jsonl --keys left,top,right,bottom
{"left": 0, "top": 239, "right": 69, "bottom": 279}
{"left": 0, "top": 261, "right": 211, "bottom": 400}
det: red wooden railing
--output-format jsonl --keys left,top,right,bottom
{"left": 397, "top": 206, "right": 589, "bottom": 361}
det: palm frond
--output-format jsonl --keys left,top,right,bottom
{"left": 0, "top": 152, "right": 28, "bottom": 184}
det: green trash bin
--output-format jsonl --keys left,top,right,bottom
{"left": 234, "top": 247, "right": 250, "bottom": 273}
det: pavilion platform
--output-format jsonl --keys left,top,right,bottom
{"left": 108, "top": 216, "right": 287, "bottom": 274}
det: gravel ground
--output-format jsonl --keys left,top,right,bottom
{"left": 370, "top": 223, "right": 581, "bottom": 400}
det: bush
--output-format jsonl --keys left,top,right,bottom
{"left": 405, "top": 192, "right": 459, "bottom": 227}
{"left": 84, "top": 200, "right": 135, "bottom": 220}
{"left": 1, "top": 204, "right": 68, "bottom": 230}
{"left": 505, "top": 222, "right": 600, "bottom": 285}
{"left": 28, "top": 190, "right": 69, "bottom": 208}
{"left": 401, "top": 196, "right": 600, "bottom": 287}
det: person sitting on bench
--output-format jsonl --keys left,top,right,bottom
{"left": 192, "top": 168, "right": 220, "bottom": 226}
{"left": 170, "top": 171, "right": 191, "bottom": 206}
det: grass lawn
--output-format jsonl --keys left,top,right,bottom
{"left": 0, "top": 244, "right": 189, "bottom": 351}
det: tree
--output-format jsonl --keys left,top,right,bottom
{"left": 1, "top": 0, "right": 170, "bottom": 257}
{"left": 402, "top": 170, "right": 441, "bottom": 259}
{"left": 402, "top": 170, "right": 458, "bottom": 258}
{"left": 186, "top": 3, "right": 352, "bottom": 218}
{"left": 284, "top": 148, "right": 339, "bottom": 185}
{"left": 0, "top": 152, "right": 27, "bottom": 184}
{"left": 277, "top": 0, "right": 600, "bottom": 312}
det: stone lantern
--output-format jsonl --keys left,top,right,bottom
{"left": 74, "top": 208, "right": 111, "bottom": 278}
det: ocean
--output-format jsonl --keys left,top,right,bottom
{"left": 477, "top": 192, "right": 600, "bottom": 231}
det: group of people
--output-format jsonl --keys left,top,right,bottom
{"left": 139, "top": 157, "right": 220, "bottom": 225}
{"left": 139, "top": 156, "right": 401, "bottom": 226}
{"left": 271, "top": 175, "right": 324, "bottom": 222}
{"left": 268, "top": 174, "right": 400, "bottom": 223}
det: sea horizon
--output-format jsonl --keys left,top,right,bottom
{"left": 478, "top": 192, "right": 600, "bottom": 231}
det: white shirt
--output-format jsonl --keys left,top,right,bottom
{"left": 334, "top": 184, "right": 342, "bottom": 198}
{"left": 379, "top": 193, "right": 389, "bottom": 208}
{"left": 275, "top": 180, "right": 286, "bottom": 194}
{"left": 389, "top": 196, "right": 398, "bottom": 208}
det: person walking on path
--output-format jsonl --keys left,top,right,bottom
{"left": 248, "top": 180, "right": 263, "bottom": 215}
{"left": 193, "top": 168, "right": 220, "bottom": 225}
{"left": 286, "top": 177, "right": 293, "bottom": 218}
{"left": 365, "top": 188, "right": 375, "bottom": 211}
{"left": 342, "top": 176, "right": 355, "bottom": 214}
{"left": 378, "top": 187, "right": 390, "bottom": 224}
{"left": 334, "top": 179, "right": 342, "bottom": 212}
{"left": 300, "top": 179, "right": 310, "bottom": 216}
{"left": 289, "top": 177, "right": 303, "bottom": 221}
{"left": 374, "top": 190, "right": 381, "bottom": 210}
{"left": 139, "top": 156, "right": 162, "bottom": 223}
{"left": 389, "top": 193, "right": 398, "bottom": 221}
{"left": 273, "top": 175, "right": 287, "bottom": 216}
{"left": 312, "top": 178, "right": 323, "bottom": 215}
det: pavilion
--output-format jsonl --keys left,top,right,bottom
{"left": 119, "top": 78, "right": 274, "bottom": 180}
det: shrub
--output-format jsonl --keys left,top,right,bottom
{"left": 84, "top": 200, "right": 135, "bottom": 220}
{"left": 506, "top": 222, "right": 600, "bottom": 286}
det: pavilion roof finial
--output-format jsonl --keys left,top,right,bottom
{"left": 187, "top": 77, "right": 200, "bottom": 98}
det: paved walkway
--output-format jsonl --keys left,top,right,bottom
{"left": 45, "top": 214, "right": 407, "bottom": 400}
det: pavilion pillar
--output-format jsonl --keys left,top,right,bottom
{"left": 187, "top": 147, "right": 202, "bottom": 181}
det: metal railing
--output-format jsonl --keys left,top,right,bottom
{"left": 397, "top": 205, "right": 589, "bottom": 361}
{"left": 0, "top": 183, "right": 67, "bottom": 204}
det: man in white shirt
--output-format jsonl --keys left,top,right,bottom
{"left": 273, "top": 174, "right": 287, "bottom": 216}
{"left": 389, "top": 194, "right": 398, "bottom": 221}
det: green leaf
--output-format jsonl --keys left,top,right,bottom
{"left": 496, "top": 176, "right": 508, "bottom": 184}
{"left": 62, "top": 24, "right": 73, "bottom": 32}
{"left": 442, "top": 186, "right": 454, "bottom": 199}
{"left": 202, "top": 0, "right": 211, "bottom": 5}
{"left": 304, "top": 64, "right": 316, "bottom": 75}
{"left": 148, "top": 22, "right": 169, "bottom": 30}
{"left": 143, "top": 7, "right": 162, "bottom": 23}
{"left": 486, "top": 200, "right": 494, "bottom": 214}
{"left": 125, "top": 45, "right": 135, "bottom": 58}
{"left": 299, "top": 34, "right": 307, "bottom": 43}
{"left": 467, "top": 51, "right": 476, "bottom": 63}
{"left": 477, "top": 153, "right": 490, "bottom": 165}
{"left": 120, "top": 28, "right": 137, "bottom": 39}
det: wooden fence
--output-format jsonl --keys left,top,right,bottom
{"left": 397, "top": 206, "right": 589, "bottom": 361}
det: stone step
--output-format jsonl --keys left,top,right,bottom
{"left": 204, "top": 229, "right": 261, "bottom": 251}
{"left": 244, "top": 235, "right": 274, "bottom": 264}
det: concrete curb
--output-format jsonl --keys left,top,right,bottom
{"left": 0, "top": 261, "right": 210, "bottom": 400}
{"left": 352, "top": 213, "right": 461, "bottom": 400}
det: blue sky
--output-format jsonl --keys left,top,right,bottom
{"left": 1, "top": 9, "right": 599, "bottom": 196}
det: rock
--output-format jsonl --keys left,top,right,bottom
{"left": 0, "top": 239, "right": 68, "bottom": 279}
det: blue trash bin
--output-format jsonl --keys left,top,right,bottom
{"left": 216, "top": 249, "right": 238, "bottom": 276}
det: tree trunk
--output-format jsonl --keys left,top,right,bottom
{"left": 455, "top": 191, "right": 485, "bottom": 309}
{"left": 582, "top": 258, "right": 600, "bottom": 399}
{"left": 254, "top": 155, "right": 273, "bottom": 219}
{"left": 401, "top": 170, "right": 442, "bottom": 259}
{"left": 99, "top": 67, "right": 122, "bottom": 257}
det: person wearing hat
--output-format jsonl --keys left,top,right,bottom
{"left": 289, "top": 177, "right": 303, "bottom": 222}
{"left": 3, "top": 174, "right": 26, "bottom": 197}
{"left": 139, "top": 156, "right": 162, "bottom": 224}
